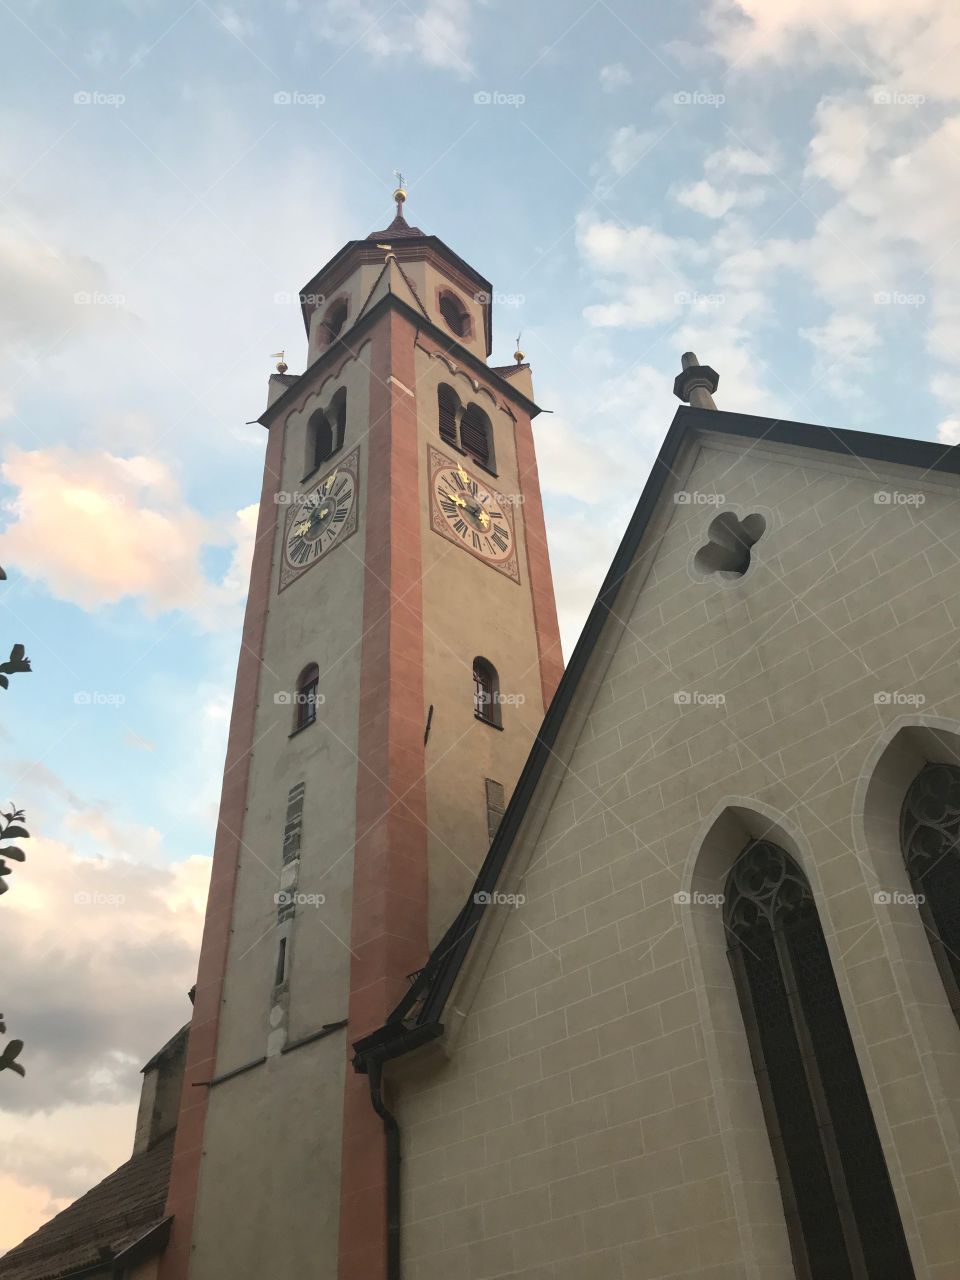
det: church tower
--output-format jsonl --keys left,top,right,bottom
{"left": 159, "top": 190, "right": 563, "bottom": 1280}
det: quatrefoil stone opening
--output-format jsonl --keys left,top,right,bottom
{"left": 695, "top": 511, "right": 766, "bottom": 579}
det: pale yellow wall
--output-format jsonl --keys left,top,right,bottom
{"left": 394, "top": 431, "right": 960, "bottom": 1280}
{"left": 414, "top": 347, "right": 548, "bottom": 943}
{"left": 188, "top": 344, "right": 373, "bottom": 1278}
{"left": 410, "top": 261, "right": 488, "bottom": 362}
{"left": 306, "top": 263, "right": 383, "bottom": 364}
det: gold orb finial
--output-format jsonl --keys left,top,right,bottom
{"left": 271, "top": 350, "right": 288, "bottom": 374}
{"left": 514, "top": 332, "right": 524, "bottom": 365}
{"left": 393, "top": 169, "right": 407, "bottom": 214}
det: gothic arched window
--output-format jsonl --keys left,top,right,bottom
{"left": 438, "top": 384, "right": 460, "bottom": 446}
{"left": 725, "top": 840, "right": 914, "bottom": 1280}
{"left": 473, "top": 658, "right": 500, "bottom": 727}
{"left": 900, "top": 762, "right": 960, "bottom": 1022}
{"left": 460, "top": 404, "right": 493, "bottom": 471}
{"left": 294, "top": 663, "right": 319, "bottom": 732}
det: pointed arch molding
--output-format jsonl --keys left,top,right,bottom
{"left": 281, "top": 339, "right": 373, "bottom": 432}
{"left": 418, "top": 344, "right": 503, "bottom": 411}
{"left": 853, "top": 714, "right": 960, "bottom": 1180}
{"left": 681, "top": 800, "right": 920, "bottom": 1280}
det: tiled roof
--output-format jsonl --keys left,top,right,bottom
{"left": 365, "top": 211, "right": 424, "bottom": 241}
{"left": 0, "top": 1131, "right": 173, "bottom": 1280}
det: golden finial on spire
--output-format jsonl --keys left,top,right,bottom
{"left": 514, "top": 332, "right": 525, "bottom": 365}
{"left": 270, "top": 350, "right": 288, "bottom": 374}
{"left": 392, "top": 169, "right": 407, "bottom": 215}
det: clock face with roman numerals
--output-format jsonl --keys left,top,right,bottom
{"left": 429, "top": 448, "right": 519, "bottom": 583}
{"left": 279, "top": 447, "right": 359, "bottom": 591}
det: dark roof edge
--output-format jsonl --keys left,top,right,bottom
{"left": 258, "top": 291, "right": 542, "bottom": 430}
{"left": 300, "top": 233, "right": 492, "bottom": 302}
{"left": 110, "top": 1217, "right": 172, "bottom": 1276}
{"left": 378, "top": 403, "right": 960, "bottom": 1039}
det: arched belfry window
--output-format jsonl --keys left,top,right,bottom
{"left": 322, "top": 299, "right": 348, "bottom": 345}
{"left": 473, "top": 657, "right": 500, "bottom": 728}
{"left": 461, "top": 404, "right": 493, "bottom": 471}
{"left": 900, "top": 762, "right": 960, "bottom": 1021}
{"left": 725, "top": 840, "right": 914, "bottom": 1280}
{"left": 439, "top": 290, "right": 469, "bottom": 338}
{"left": 306, "top": 390, "right": 346, "bottom": 474}
{"left": 294, "top": 663, "right": 319, "bottom": 732}
{"left": 438, "top": 384, "right": 460, "bottom": 446}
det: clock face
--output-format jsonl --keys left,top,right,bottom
{"left": 279, "top": 447, "right": 359, "bottom": 590}
{"left": 429, "top": 448, "right": 519, "bottom": 582}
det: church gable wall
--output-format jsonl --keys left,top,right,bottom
{"left": 395, "top": 434, "right": 960, "bottom": 1279}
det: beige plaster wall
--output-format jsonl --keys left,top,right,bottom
{"left": 188, "top": 343, "right": 374, "bottom": 1278}
{"left": 190, "top": 1035, "right": 347, "bottom": 1279}
{"left": 413, "top": 346, "right": 548, "bottom": 943}
{"left": 394, "top": 431, "right": 960, "bottom": 1280}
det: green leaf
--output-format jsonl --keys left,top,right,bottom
{"left": 2, "top": 826, "right": 29, "bottom": 841}
{"left": 0, "top": 847, "right": 25, "bottom": 861}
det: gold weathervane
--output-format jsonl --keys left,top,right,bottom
{"left": 271, "top": 350, "right": 288, "bottom": 374}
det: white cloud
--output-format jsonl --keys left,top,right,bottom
{"left": 674, "top": 144, "right": 774, "bottom": 219}
{"left": 708, "top": 0, "right": 960, "bottom": 102}
{"left": 937, "top": 419, "right": 960, "bottom": 445}
{"left": 799, "top": 313, "right": 880, "bottom": 396}
{"left": 0, "top": 222, "right": 114, "bottom": 361}
{"left": 605, "top": 125, "right": 659, "bottom": 178}
{"left": 0, "top": 448, "right": 256, "bottom": 625}
{"left": 314, "top": 0, "right": 474, "bottom": 74}
{"left": 600, "top": 62, "right": 633, "bottom": 92}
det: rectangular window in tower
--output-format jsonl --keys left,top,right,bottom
{"left": 275, "top": 936, "right": 287, "bottom": 986}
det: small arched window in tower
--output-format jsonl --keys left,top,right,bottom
{"left": 900, "top": 762, "right": 960, "bottom": 1023}
{"left": 725, "top": 839, "right": 915, "bottom": 1279}
{"left": 438, "top": 384, "right": 460, "bottom": 446}
{"left": 306, "top": 390, "right": 347, "bottom": 475}
{"left": 308, "top": 409, "right": 333, "bottom": 473}
{"left": 473, "top": 657, "right": 501, "bottom": 727}
{"left": 439, "top": 290, "right": 469, "bottom": 338}
{"left": 322, "top": 299, "right": 348, "bottom": 345}
{"left": 294, "top": 663, "right": 320, "bottom": 732}
{"left": 460, "top": 404, "right": 493, "bottom": 471}
{"left": 330, "top": 388, "right": 347, "bottom": 453}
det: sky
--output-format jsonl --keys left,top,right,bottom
{"left": 1, "top": 0, "right": 959, "bottom": 1252}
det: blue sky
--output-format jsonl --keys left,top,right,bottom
{"left": 1, "top": 0, "right": 957, "bottom": 1247}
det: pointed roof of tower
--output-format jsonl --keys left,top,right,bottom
{"left": 366, "top": 209, "right": 424, "bottom": 241}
